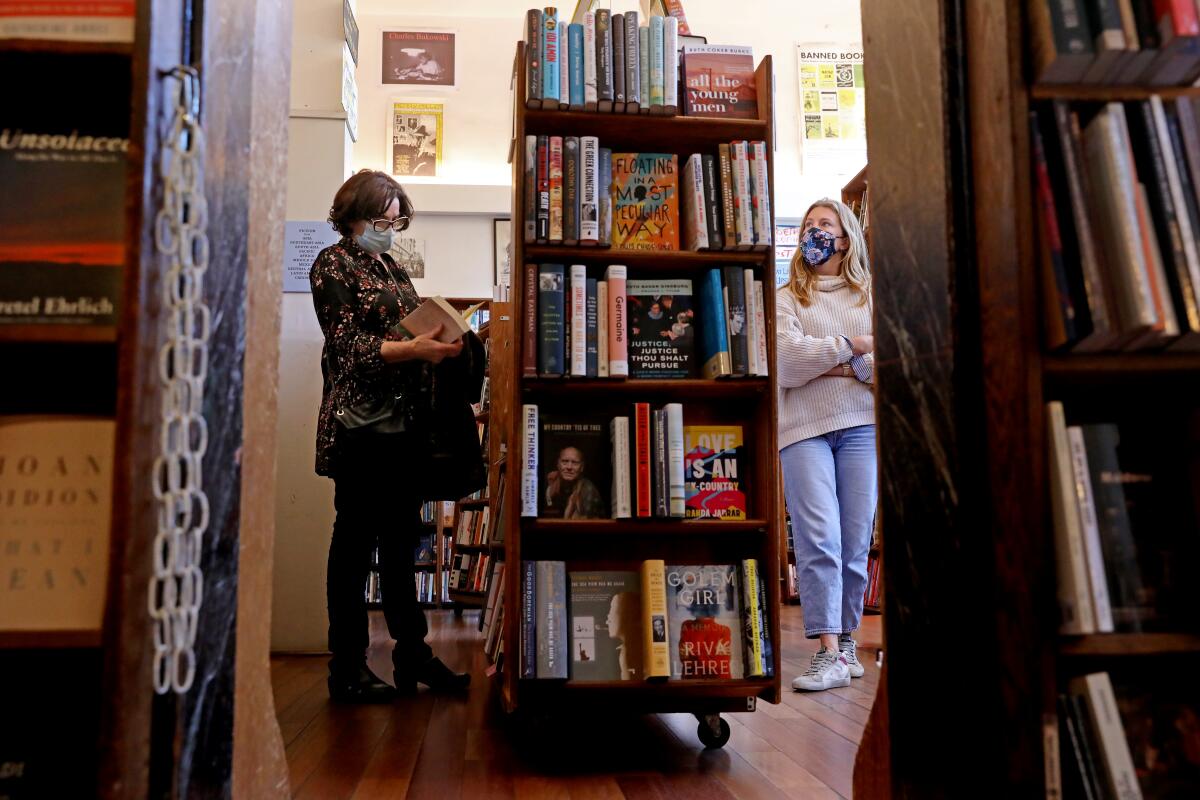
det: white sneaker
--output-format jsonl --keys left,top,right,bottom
{"left": 838, "top": 634, "right": 866, "bottom": 679}
{"left": 791, "top": 647, "right": 851, "bottom": 692}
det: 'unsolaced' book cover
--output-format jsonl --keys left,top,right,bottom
{"left": 610, "top": 153, "right": 679, "bottom": 250}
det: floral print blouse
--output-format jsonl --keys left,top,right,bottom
{"left": 310, "top": 236, "right": 423, "bottom": 476}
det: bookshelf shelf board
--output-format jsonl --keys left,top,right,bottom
{"left": 518, "top": 678, "right": 776, "bottom": 706}
{"left": 1042, "top": 353, "right": 1200, "bottom": 378}
{"left": 453, "top": 542, "right": 492, "bottom": 551}
{"left": 0, "top": 38, "right": 134, "bottom": 56}
{"left": 524, "top": 519, "right": 769, "bottom": 535}
{"left": 0, "top": 325, "right": 118, "bottom": 344}
{"left": 448, "top": 589, "right": 487, "bottom": 599}
{"left": 523, "top": 109, "right": 768, "bottom": 149}
{"left": 523, "top": 244, "right": 766, "bottom": 268}
{"left": 522, "top": 377, "right": 770, "bottom": 397}
{"left": 414, "top": 562, "right": 437, "bottom": 569}
{"left": 458, "top": 498, "right": 490, "bottom": 508}
{"left": 1058, "top": 633, "right": 1200, "bottom": 657}
{"left": 0, "top": 629, "right": 104, "bottom": 648}
{"left": 1029, "top": 83, "right": 1200, "bottom": 101}
{"left": 863, "top": 605, "right": 882, "bottom": 616}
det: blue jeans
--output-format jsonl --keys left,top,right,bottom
{"left": 780, "top": 425, "right": 878, "bottom": 638}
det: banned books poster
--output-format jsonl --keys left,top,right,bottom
{"left": 388, "top": 100, "right": 442, "bottom": 179}
{"left": 796, "top": 43, "right": 867, "bottom": 175}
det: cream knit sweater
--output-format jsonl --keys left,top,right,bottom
{"left": 775, "top": 276, "right": 875, "bottom": 450}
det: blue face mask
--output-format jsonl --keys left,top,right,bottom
{"left": 800, "top": 227, "right": 841, "bottom": 267}
{"left": 355, "top": 226, "right": 394, "bottom": 255}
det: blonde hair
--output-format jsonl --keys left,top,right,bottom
{"left": 788, "top": 198, "right": 870, "bottom": 307}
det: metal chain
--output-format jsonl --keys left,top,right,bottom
{"left": 148, "top": 66, "right": 211, "bottom": 695}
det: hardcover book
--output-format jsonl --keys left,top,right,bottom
{"left": 641, "top": 559, "right": 670, "bottom": 678}
{"left": 625, "top": 279, "right": 695, "bottom": 377}
{"left": 697, "top": 268, "right": 732, "bottom": 378}
{"left": 568, "top": 571, "right": 642, "bottom": 681}
{"left": 665, "top": 564, "right": 745, "bottom": 679}
{"left": 539, "top": 414, "right": 611, "bottom": 519}
{"left": 682, "top": 45, "right": 757, "bottom": 119}
{"left": 538, "top": 264, "right": 566, "bottom": 375}
{"left": 683, "top": 425, "right": 747, "bottom": 520}
{"left": 536, "top": 560, "right": 568, "bottom": 679}
{"left": 611, "top": 153, "right": 680, "bottom": 250}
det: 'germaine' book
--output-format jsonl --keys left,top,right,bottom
{"left": 625, "top": 279, "right": 695, "bottom": 377}
{"left": 611, "top": 153, "right": 679, "bottom": 250}
{"left": 683, "top": 425, "right": 747, "bottom": 520}
{"left": 568, "top": 571, "right": 642, "bottom": 681}
{"left": 604, "top": 264, "right": 629, "bottom": 375}
{"left": 681, "top": 45, "right": 757, "bottom": 119}
{"left": 665, "top": 565, "right": 744, "bottom": 679}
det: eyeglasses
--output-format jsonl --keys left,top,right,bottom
{"left": 370, "top": 216, "right": 410, "bottom": 233}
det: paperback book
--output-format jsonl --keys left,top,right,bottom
{"left": 683, "top": 425, "right": 747, "bottom": 520}
{"left": 610, "top": 153, "right": 679, "bottom": 250}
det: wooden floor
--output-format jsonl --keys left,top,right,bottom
{"left": 271, "top": 605, "right": 882, "bottom": 800}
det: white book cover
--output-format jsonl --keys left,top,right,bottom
{"left": 561, "top": 25, "right": 572, "bottom": 110}
{"left": 732, "top": 141, "right": 754, "bottom": 249}
{"left": 610, "top": 416, "right": 632, "bottom": 519}
{"left": 1046, "top": 402, "right": 1097, "bottom": 634}
{"left": 639, "top": 26, "right": 650, "bottom": 114}
{"left": 570, "top": 264, "right": 588, "bottom": 375}
{"left": 605, "top": 264, "right": 629, "bottom": 376}
{"left": 681, "top": 153, "right": 708, "bottom": 251}
{"left": 1136, "top": 184, "right": 1179, "bottom": 336}
{"left": 1066, "top": 426, "right": 1114, "bottom": 633}
{"left": 1105, "top": 105, "right": 1158, "bottom": 328}
{"left": 598, "top": 280, "right": 610, "bottom": 377}
{"left": 743, "top": 269, "right": 760, "bottom": 375}
{"left": 751, "top": 141, "right": 772, "bottom": 250}
{"left": 753, "top": 279, "right": 769, "bottom": 376}
{"left": 1072, "top": 673, "right": 1144, "bottom": 800}
{"left": 662, "top": 15, "right": 679, "bottom": 113}
{"left": 584, "top": 13, "right": 598, "bottom": 109}
{"left": 521, "top": 404, "right": 539, "bottom": 517}
{"left": 1150, "top": 96, "right": 1200, "bottom": 305}
{"left": 580, "top": 137, "right": 600, "bottom": 243}
{"left": 665, "top": 403, "right": 685, "bottom": 518}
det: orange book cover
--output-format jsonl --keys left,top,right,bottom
{"left": 610, "top": 152, "right": 679, "bottom": 251}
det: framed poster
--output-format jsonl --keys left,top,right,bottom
{"left": 388, "top": 236, "right": 426, "bottom": 279}
{"left": 387, "top": 100, "right": 443, "bottom": 179}
{"left": 774, "top": 219, "right": 802, "bottom": 287}
{"left": 382, "top": 30, "right": 455, "bottom": 87}
{"left": 796, "top": 43, "right": 867, "bottom": 175}
{"left": 493, "top": 218, "right": 511, "bottom": 288}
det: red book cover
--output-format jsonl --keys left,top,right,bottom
{"left": 634, "top": 402, "right": 651, "bottom": 517}
{"left": 549, "top": 135, "right": 564, "bottom": 243}
{"left": 1155, "top": 1, "right": 1200, "bottom": 37}
{"left": 537, "top": 135, "right": 550, "bottom": 242}
{"left": 523, "top": 263, "right": 538, "bottom": 378}
{"left": 681, "top": 45, "right": 757, "bottom": 120}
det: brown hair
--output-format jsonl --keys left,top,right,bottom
{"left": 327, "top": 170, "right": 414, "bottom": 236}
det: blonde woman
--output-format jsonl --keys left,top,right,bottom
{"left": 777, "top": 198, "right": 876, "bottom": 692}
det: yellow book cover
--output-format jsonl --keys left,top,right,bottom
{"left": 611, "top": 153, "right": 679, "bottom": 250}
{"left": 641, "top": 559, "right": 670, "bottom": 678}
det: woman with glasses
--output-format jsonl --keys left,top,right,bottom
{"left": 310, "top": 169, "right": 470, "bottom": 702}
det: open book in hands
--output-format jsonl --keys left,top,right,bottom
{"left": 394, "top": 296, "right": 485, "bottom": 343}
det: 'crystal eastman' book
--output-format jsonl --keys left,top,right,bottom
{"left": 625, "top": 279, "right": 695, "bottom": 377}
{"left": 610, "top": 153, "right": 679, "bottom": 250}
{"left": 665, "top": 564, "right": 744, "bottom": 679}
{"left": 683, "top": 425, "right": 747, "bottom": 520}
{"left": 568, "top": 570, "right": 642, "bottom": 681}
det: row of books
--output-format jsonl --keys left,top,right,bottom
{"left": 482, "top": 560, "right": 507, "bottom": 665}
{"left": 520, "top": 403, "right": 747, "bottom": 521}
{"left": 521, "top": 139, "right": 772, "bottom": 252}
{"left": 1046, "top": 401, "right": 1196, "bottom": 635}
{"left": 455, "top": 507, "right": 492, "bottom": 547}
{"left": 364, "top": 568, "right": 450, "bottom": 606}
{"left": 525, "top": 265, "right": 769, "bottom": 380}
{"left": 863, "top": 552, "right": 883, "bottom": 610}
{"left": 414, "top": 534, "right": 436, "bottom": 565}
{"left": 521, "top": 560, "right": 773, "bottom": 681}
{"left": 1031, "top": 0, "right": 1200, "bottom": 86}
{"left": 1032, "top": 98, "right": 1200, "bottom": 351}
{"left": 449, "top": 552, "right": 492, "bottom": 594}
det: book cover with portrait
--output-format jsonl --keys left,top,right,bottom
{"left": 539, "top": 414, "right": 612, "bottom": 519}
{"left": 625, "top": 279, "right": 695, "bottom": 378}
{"left": 664, "top": 564, "right": 744, "bottom": 680}
{"left": 567, "top": 571, "right": 642, "bottom": 681}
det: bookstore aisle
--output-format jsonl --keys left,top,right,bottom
{"left": 272, "top": 607, "right": 883, "bottom": 799}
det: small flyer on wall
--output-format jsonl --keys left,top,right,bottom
{"left": 382, "top": 30, "right": 455, "bottom": 87}
{"left": 774, "top": 221, "right": 802, "bottom": 287}
{"left": 388, "top": 100, "right": 443, "bottom": 179}
{"left": 796, "top": 43, "right": 867, "bottom": 175}
{"left": 0, "top": 0, "right": 135, "bottom": 42}
{"left": 282, "top": 221, "right": 340, "bottom": 293}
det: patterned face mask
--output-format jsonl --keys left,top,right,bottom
{"left": 800, "top": 227, "right": 842, "bottom": 267}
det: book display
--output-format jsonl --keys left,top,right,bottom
{"left": 495, "top": 31, "right": 780, "bottom": 749}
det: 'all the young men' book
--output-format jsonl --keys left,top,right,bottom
{"left": 568, "top": 571, "right": 642, "bottom": 681}
{"left": 610, "top": 152, "right": 679, "bottom": 250}
{"left": 683, "top": 425, "right": 747, "bottom": 520}
{"left": 681, "top": 45, "right": 757, "bottom": 119}
{"left": 665, "top": 564, "right": 744, "bottom": 679}
{"left": 625, "top": 279, "right": 695, "bottom": 377}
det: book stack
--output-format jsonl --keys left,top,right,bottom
{"left": 524, "top": 265, "right": 769, "bottom": 380}
{"left": 519, "top": 559, "right": 774, "bottom": 681}
{"left": 456, "top": 507, "right": 491, "bottom": 546}
{"left": 1031, "top": 97, "right": 1200, "bottom": 351}
{"left": 523, "top": 8, "right": 679, "bottom": 115}
{"left": 482, "top": 561, "right": 507, "bottom": 664}
{"left": 1056, "top": 672, "right": 1148, "bottom": 800}
{"left": 519, "top": 404, "right": 748, "bottom": 522}
{"left": 521, "top": 136, "right": 773, "bottom": 251}
{"left": 415, "top": 571, "right": 438, "bottom": 605}
{"left": 449, "top": 551, "right": 492, "bottom": 594}
{"left": 863, "top": 552, "right": 882, "bottom": 611}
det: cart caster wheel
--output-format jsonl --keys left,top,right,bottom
{"left": 696, "top": 715, "right": 730, "bottom": 749}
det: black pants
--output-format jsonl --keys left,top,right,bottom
{"left": 327, "top": 454, "right": 433, "bottom": 678}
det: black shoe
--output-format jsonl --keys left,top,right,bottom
{"left": 327, "top": 666, "right": 399, "bottom": 703}
{"left": 398, "top": 657, "right": 471, "bottom": 693}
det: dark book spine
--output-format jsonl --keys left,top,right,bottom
{"left": 1029, "top": 110, "right": 1078, "bottom": 346}
{"left": 537, "top": 135, "right": 550, "bottom": 242}
{"left": 612, "top": 11, "right": 626, "bottom": 107}
{"left": 585, "top": 277, "right": 598, "bottom": 376}
{"left": 702, "top": 153, "right": 724, "bottom": 249}
{"left": 722, "top": 266, "right": 749, "bottom": 374}
{"left": 563, "top": 136, "right": 579, "bottom": 245}
{"left": 634, "top": 402, "right": 651, "bottom": 517}
{"left": 523, "top": 263, "right": 538, "bottom": 378}
{"left": 523, "top": 135, "right": 537, "bottom": 243}
{"left": 526, "top": 9, "right": 542, "bottom": 107}
{"left": 718, "top": 143, "right": 737, "bottom": 249}
{"left": 756, "top": 565, "right": 773, "bottom": 677}
{"left": 1068, "top": 692, "right": 1106, "bottom": 800}
{"left": 1057, "top": 694, "right": 1099, "bottom": 800}
{"left": 599, "top": 147, "right": 613, "bottom": 245}
{"left": 624, "top": 10, "right": 640, "bottom": 111}
{"left": 653, "top": 408, "right": 668, "bottom": 517}
{"left": 1158, "top": 103, "right": 1200, "bottom": 334}
{"left": 596, "top": 9, "right": 613, "bottom": 110}
{"left": 538, "top": 263, "right": 565, "bottom": 376}
{"left": 521, "top": 560, "right": 537, "bottom": 678}
{"left": 1047, "top": 0, "right": 1095, "bottom": 58}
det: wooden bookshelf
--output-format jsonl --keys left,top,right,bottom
{"left": 1059, "top": 633, "right": 1200, "bottom": 658}
{"left": 1030, "top": 83, "right": 1200, "bottom": 101}
{"left": 494, "top": 42, "right": 782, "bottom": 741}
{"left": 0, "top": 324, "right": 119, "bottom": 343}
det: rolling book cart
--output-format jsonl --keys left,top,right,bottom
{"left": 494, "top": 42, "right": 782, "bottom": 749}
